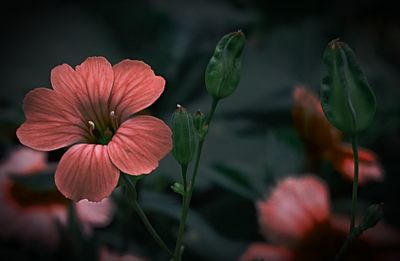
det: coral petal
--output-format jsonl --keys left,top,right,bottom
{"left": 52, "top": 57, "right": 114, "bottom": 129}
{"left": 17, "top": 122, "right": 85, "bottom": 151}
{"left": 108, "top": 116, "right": 172, "bottom": 175}
{"left": 16, "top": 88, "right": 86, "bottom": 151}
{"left": 111, "top": 60, "right": 165, "bottom": 121}
{"left": 55, "top": 144, "right": 119, "bottom": 202}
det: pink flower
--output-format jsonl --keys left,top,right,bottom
{"left": 16, "top": 57, "right": 172, "bottom": 201}
{"left": 241, "top": 176, "right": 400, "bottom": 261}
{"left": 99, "top": 247, "right": 147, "bottom": 261}
{"left": 292, "top": 86, "right": 384, "bottom": 185}
{"left": 0, "top": 147, "right": 113, "bottom": 248}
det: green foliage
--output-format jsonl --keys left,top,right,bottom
{"left": 11, "top": 171, "right": 56, "bottom": 191}
{"left": 211, "top": 163, "right": 258, "bottom": 201}
{"left": 321, "top": 39, "right": 376, "bottom": 133}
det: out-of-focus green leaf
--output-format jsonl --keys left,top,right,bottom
{"left": 11, "top": 171, "right": 56, "bottom": 191}
{"left": 211, "top": 162, "right": 258, "bottom": 201}
{"left": 140, "top": 190, "right": 246, "bottom": 260}
{"left": 321, "top": 39, "right": 376, "bottom": 132}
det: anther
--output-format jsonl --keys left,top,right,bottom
{"left": 110, "top": 110, "right": 118, "bottom": 131}
{"left": 88, "top": 121, "right": 95, "bottom": 136}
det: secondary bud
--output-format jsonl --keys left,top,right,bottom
{"left": 360, "top": 203, "right": 384, "bottom": 231}
{"left": 193, "top": 110, "right": 207, "bottom": 137}
{"left": 171, "top": 105, "right": 197, "bottom": 165}
{"left": 205, "top": 30, "right": 246, "bottom": 99}
{"left": 171, "top": 182, "right": 185, "bottom": 195}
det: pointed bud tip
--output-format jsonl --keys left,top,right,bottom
{"left": 361, "top": 203, "right": 384, "bottom": 231}
{"left": 329, "top": 38, "right": 341, "bottom": 49}
{"left": 176, "top": 104, "right": 186, "bottom": 112}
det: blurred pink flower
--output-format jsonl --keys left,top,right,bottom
{"left": 0, "top": 147, "right": 113, "bottom": 248}
{"left": 99, "top": 247, "right": 147, "bottom": 261}
{"left": 16, "top": 57, "right": 172, "bottom": 201}
{"left": 241, "top": 176, "right": 400, "bottom": 261}
{"left": 292, "top": 86, "right": 384, "bottom": 185}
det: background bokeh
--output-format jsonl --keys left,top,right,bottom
{"left": 1, "top": 0, "right": 400, "bottom": 260}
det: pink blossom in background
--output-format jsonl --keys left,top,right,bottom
{"left": 0, "top": 146, "right": 47, "bottom": 175}
{"left": 241, "top": 176, "right": 400, "bottom": 261}
{"left": 99, "top": 247, "right": 147, "bottom": 261}
{"left": 0, "top": 147, "right": 113, "bottom": 248}
{"left": 292, "top": 86, "right": 384, "bottom": 185}
{"left": 16, "top": 57, "right": 172, "bottom": 202}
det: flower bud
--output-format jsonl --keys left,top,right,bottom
{"left": 360, "top": 203, "right": 383, "bottom": 231}
{"left": 171, "top": 105, "right": 197, "bottom": 165}
{"left": 193, "top": 110, "right": 207, "bottom": 138}
{"left": 320, "top": 39, "right": 376, "bottom": 133}
{"left": 171, "top": 182, "right": 185, "bottom": 195}
{"left": 205, "top": 30, "right": 246, "bottom": 99}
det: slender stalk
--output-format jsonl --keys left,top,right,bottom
{"left": 122, "top": 174, "right": 173, "bottom": 256}
{"left": 174, "top": 165, "right": 189, "bottom": 261}
{"left": 182, "top": 164, "right": 188, "bottom": 193}
{"left": 206, "top": 98, "right": 219, "bottom": 126}
{"left": 349, "top": 134, "right": 359, "bottom": 233}
{"left": 333, "top": 134, "right": 359, "bottom": 260}
{"left": 333, "top": 235, "right": 353, "bottom": 261}
{"left": 173, "top": 98, "right": 219, "bottom": 260}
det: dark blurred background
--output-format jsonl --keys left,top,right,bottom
{"left": 1, "top": 0, "right": 400, "bottom": 260}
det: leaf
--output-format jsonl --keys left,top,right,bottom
{"left": 140, "top": 190, "right": 246, "bottom": 260}
{"left": 211, "top": 162, "right": 258, "bottom": 201}
{"left": 11, "top": 171, "right": 56, "bottom": 191}
{"left": 320, "top": 39, "right": 376, "bottom": 133}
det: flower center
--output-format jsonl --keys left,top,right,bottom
{"left": 87, "top": 111, "right": 118, "bottom": 145}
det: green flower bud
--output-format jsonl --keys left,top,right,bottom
{"left": 171, "top": 105, "right": 197, "bottom": 165}
{"left": 360, "top": 203, "right": 384, "bottom": 231}
{"left": 320, "top": 39, "right": 376, "bottom": 133}
{"left": 171, "top": 182, "right": 185, "bottom": 195}
{"left": 193, "top": 110, "right": 207, "bottom": 138}
{"left": 205, "top": 30, "right": 246, "bottom": 99}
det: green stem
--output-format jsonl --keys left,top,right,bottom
{"left": 349, "top": 134, "right": 359, "bottom": 233}
{"left": 333, "top": 134, "right": 359, "bottom": 260}
{"left": 173, "top": 98, "right": 219, "bottom": 261}
{"left": 206, "top": 98, "right": 219, "bottom": 126}
{"left": 173, "top": 165, "right": 189, "bottom": 261}
{"left": 333, "top": 235, "right": 353, "bottom": 261}
{"left": 182, "top": 164, "right": 188, "bottom": 193}
{"left": 122, "top": 174, "right": 173, "bottom": 256}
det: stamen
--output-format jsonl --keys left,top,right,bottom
{"left": 110, "top": 110, "right": 118, "bottom": 131}
{"left": 88, "top": 121, "right": 95, "bottom": 136}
